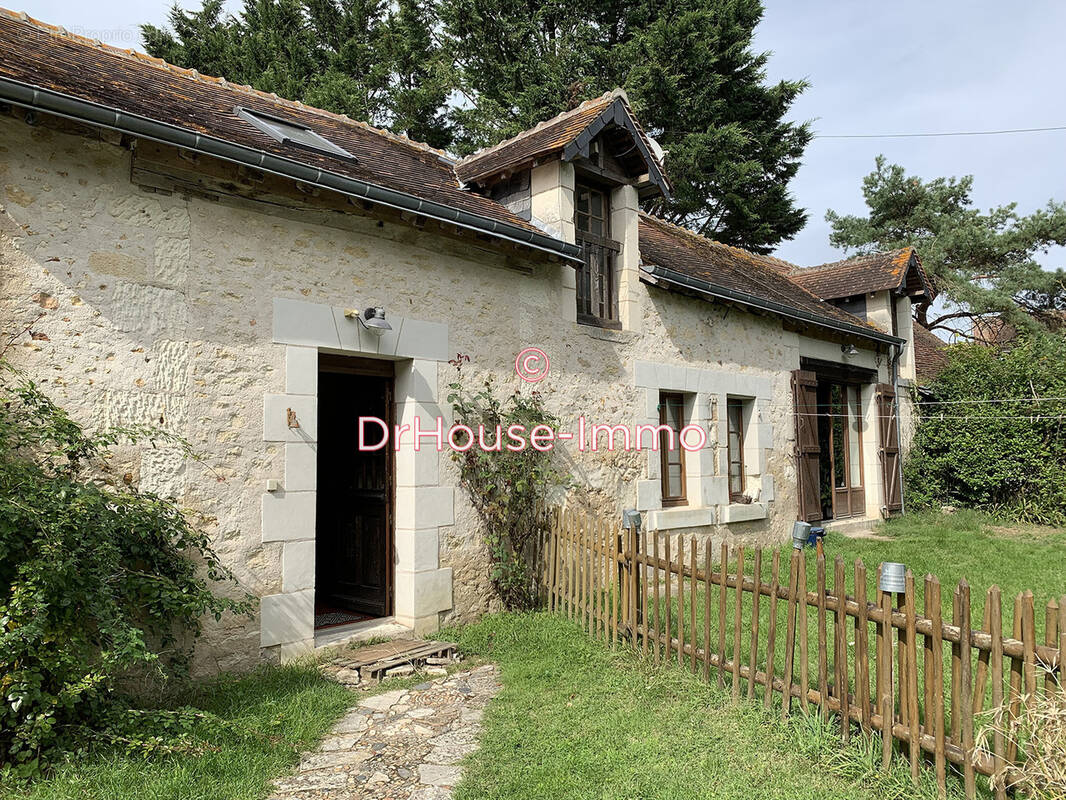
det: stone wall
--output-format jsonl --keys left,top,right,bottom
{"left": 0, "top": 112, "right": 899, "bottom": 671}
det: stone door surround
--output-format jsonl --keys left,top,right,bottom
{"left": 261, "top": 297, "right": 455, "bottom": 659}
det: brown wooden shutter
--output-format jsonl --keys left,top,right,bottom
{"left": 792, "top": 370, "right": 822, "bottom": 522}
{"left": 876, "top": 383, "right": 903, "bottom": 514}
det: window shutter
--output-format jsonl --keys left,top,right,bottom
{"left": 792, "top": 370, "right": 822, "bottom": 522}
{"left": 876, "top": 383, "right": 903, "bottom": 514}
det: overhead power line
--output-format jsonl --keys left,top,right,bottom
{"left": 814, "top": 125, "right": 1066, "bottom": 140}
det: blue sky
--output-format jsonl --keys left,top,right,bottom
{"left": 19, "top": 0, "right": 1066, "bottom": 270}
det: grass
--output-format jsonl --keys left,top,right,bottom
{"left": 447, "top": 611, "right": 962, "bottom": 800}
{"left": 1, "top": 663, "right": 357, "bottom": 800}
{"left": 6, "top": 511, "right": 1061, "bottom": 800}
{"left": 479, "top": 509, "right": 1061, "bottom": 797}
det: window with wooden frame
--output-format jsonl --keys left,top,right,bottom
{"left": 659, "top": 392, "right": 687, "bottom": 506}
{"left": 575, "top": 182, "right": 621, "bottom": 328}
{"left": 726, "top": 398, "right": 748, "bottom": 502}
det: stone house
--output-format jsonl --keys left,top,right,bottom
{"left": 0, "top": 10, "right": 929, "bottom": 670}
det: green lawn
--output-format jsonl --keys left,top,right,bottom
{"left": 4, "top": 511, "right": 1060, "bottom": 800}
{"left": 1, "top": 664, "right": 356, "bottom": 800}
{"left": 448, "top": 511, "right": 1065, "bottom": 800}
{"left": 448, "top": 611, "right": 959, "bottom": 800}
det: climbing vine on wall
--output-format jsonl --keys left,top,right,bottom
{"left": 447, "top": 355, "right": 568, "bottom": 611}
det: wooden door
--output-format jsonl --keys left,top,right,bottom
{"left": 792, "top": 370, "right": 822, "bottom": 522}
{"left": 316, "top": 357, "right": 394, "bottom": 619}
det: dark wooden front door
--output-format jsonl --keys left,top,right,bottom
{"left": 316, "top": 355, "right": 393, "bottom": 620}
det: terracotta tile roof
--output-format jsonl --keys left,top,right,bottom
{"left": 790, "top": 247, "right": 933, "bottom": 301}
{"left": 455, "top": 90, "right": 670, "bottom": 194}
{"left": 913, "top": 322, "right": 949, "bottom": 382}
{"left": 638, "top": 213, "right": 894, "bottom": 340}
{"left": 0, "top": 8, "right": 546, "bottom": 238}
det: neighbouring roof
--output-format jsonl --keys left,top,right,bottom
{"left": 0, "top": 9, "right": 580, "bottom": 262}
{"left": 789, "top": 247, "right": 934, "bottom": 302}
{"left": 637, "top": 214, "right": 902, "bottom": 345}
{"left": 455, "top": 91, "right": 672, "bottom": 199}
{"left": 913, "top": 322, "right": 949, "bottom": 382}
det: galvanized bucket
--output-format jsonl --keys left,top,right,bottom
{"left": 791, "top": 520, "right": 812, "bottom": 550}
{"left": 879, "top": 562, "right": 907, "bottom": 593}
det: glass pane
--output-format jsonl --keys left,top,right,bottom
{"left": 667, "top": 463, "right": 683, "bottom": 497}
{"left": 667, "top": 400, "right": 683, "bottom": 432}
{"left": 577, "top": 212, "right": 590, "bottom": 232}
{"left": 589, "top": 190, "right": 602, "bottom": 218}
{"left": 589, "top": 217, "right": 603, "bottom": 236}
{"left": 576, "top": 188, "right": 590, "bottom": 214}
{"left": 831, "top": 385, "right": 846, "bottom": 490}
{"left": 848, "top": 387, "right": 862, "bottom": 488}
{"left": 729, "top": 460, "right": 742, "bottom": 495}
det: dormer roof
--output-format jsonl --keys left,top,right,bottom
{"left": 456, "top": 90, "right": 671, "bottom": 200}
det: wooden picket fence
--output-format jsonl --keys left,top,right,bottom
{"left": 535, "top": 507, "right": 1065, "bottom": 798}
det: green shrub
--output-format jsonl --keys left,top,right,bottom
{"left": 905, "top": 333, "right": 1066, "bottom": 524}
{"left": 0, "top": 367, "right": 253, "bottom": 772}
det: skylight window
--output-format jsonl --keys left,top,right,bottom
{"left": 236, "top": 107, "right": 356, "bottom": 162}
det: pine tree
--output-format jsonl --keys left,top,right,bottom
{"left": 439, "top": 0, "right": 811, "bottom": 252}
{"left": 827, "top": 157, "right": 1066, "bottom": 335}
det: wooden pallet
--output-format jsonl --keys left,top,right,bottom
{"left": 337, "top": 639, "right": 458, "bottom": 682}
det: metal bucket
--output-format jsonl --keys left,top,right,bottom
{"left": 792, "top": 520, "right": 812, "bottom": 550}
{"left": 879, "top": 562, "right": 907, "bottom": 593}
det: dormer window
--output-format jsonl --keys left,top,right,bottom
{"left": 236, "top": 107, "right": 357, "bottom": 162}
{"left": 575, "top": 182, "right": 621, "bottom": 328}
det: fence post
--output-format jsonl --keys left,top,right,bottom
{"left": 989, "top": 586, "right": 1006, "bottom": 800}
{"left": 904, "top": 571, "right": 920, "bottom": 784}
{"left": 781, "top": 549, "right": 800, "bottom": 720}
{"left": 834, "top": 557, "right": 849, "bottom": 742}
{"left": 1046, "top": 599, "right": 1059, "bottom": 697}
{"left": 927, "top": 576, "right": 947, "bottom": 796}
{"left": 879, "top": 577, "right": 894, "bottom": 771}
{"left": 855, "top": 560, "right": 871, "bottom": 733}
{"left": 732, "top": 546, "right": 745, "bottom": 701}
{"left": 958, "top": 581, "right": 975, "bottom": 800}
{"left": 817, "top": 553, "right": 828, "bottom": 718}
{"left": 628, "top": 524, "right": 640, "bottom": 646}
{"left": 718, "top": 543, "right": 728, "bottom": 689}
{"left": 764, "top": 551, "right": 781, "bottom": 711}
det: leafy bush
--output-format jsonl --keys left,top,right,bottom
{"left": 0, "top": 367, "right": 253, "bottom": 772}
{"left": 447, "top": 356, "right": 567, "bottom": 610}
{"left": 904, "top": 333, "right": 1066, "bottom": 524}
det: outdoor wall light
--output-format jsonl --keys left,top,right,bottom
{"left": 841, "top": 343, "right": 858, "bottom": 357}
{"left": 344, "top": 306, "right": 392, "bottom": 336}
{"left": 879, "top": 562, "right": 907, "bottom": 593}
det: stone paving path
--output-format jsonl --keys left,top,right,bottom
{"left": 269, "top": 664, "right": 501, "bottom": 800}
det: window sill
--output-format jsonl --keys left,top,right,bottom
{"left": 576, "top": 313, "right": 622, "bottom": 331}
{"left": 720, "top": 502, "right": 767, "bottom": 524}
{"left": 647, "top": 505, "right": 717, "bottom": 531}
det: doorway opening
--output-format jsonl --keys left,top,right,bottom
{"left": 815, "top": 381, "right": 865, "bottom": 521}
{"left": 315, "top": 354, "right": 394, "bottom": 628}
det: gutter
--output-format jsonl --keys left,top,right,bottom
{"left": 642, "top": 264, "right": 905, "bottom": 347}
{"left": 0, "top": 76, "right": 583, "bottom": 264}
